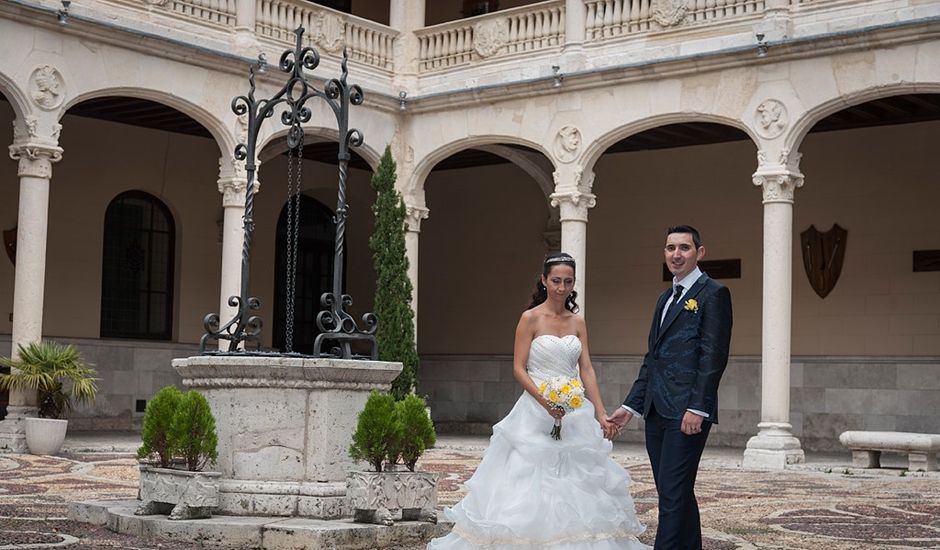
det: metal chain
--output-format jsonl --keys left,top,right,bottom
{"left": 284, "top": 131, "right": 303, "bottom": 353}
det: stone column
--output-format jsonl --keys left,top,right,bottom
{"left": 550, "top": 168, "right": 595, "bottom": 312}
{"left": 389, "top": 0, "right": 426, "bottom": 91}
{"left": 0, "top": 142, "right": 62, "bottom": 452}
{"left": 403, "top": 203, "right": 428, "bottom": 331}
{"left": 217, "top": 166, "right": 248, "bottom": 345}
{"left": 232, "top": 0, "right": 259, "bottom": 54}
{"left": 565, "top": 0, "right": 586, "bottom": 48}
{"left": 756, "top": 0, "right": 792, "bottom": 42}
{"left": 743, "top": 153, "right": 806, "bottom": 469}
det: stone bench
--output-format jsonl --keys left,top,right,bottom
{"left": 839, "top": 431, "right": 940, "bottom": 471}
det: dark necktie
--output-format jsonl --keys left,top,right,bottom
{"left": 662, "top": 284, "right": 684, "bottom": 325}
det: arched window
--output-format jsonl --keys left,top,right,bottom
{"left": 273, "top": 195, "right": 342, "bottom": 354}
{"left": 100, "top": 191, "right": 175, "bottom": 340}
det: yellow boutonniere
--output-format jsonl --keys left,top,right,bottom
{"left": 684, "top": 298, "right": 699, "bottom": 313}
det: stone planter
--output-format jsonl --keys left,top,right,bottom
{"left": 25, "top": 417, "right": 68, "bottom": 455}
{"left": 136, "top": 465, "right": 221, "bottom": 520}
{"left": 347, "top": 470, "right": 440, "bottom": 526}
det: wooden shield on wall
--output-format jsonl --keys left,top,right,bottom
{"left": 800, "top": 224, "right": 847, "bottom": 298}
{"left": 3, "top": 227, "right": 14, "bottom": 266}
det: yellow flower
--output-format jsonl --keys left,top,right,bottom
{"left": 569, "top": 395, "right": 583, "bottom": 408}
{"left": 539, "top": 382, "right": 547, "bottom": 394}
{"left": 561, "top": 385, "right": 571, "bottom": 394}
{"left": 684, "top": 298, "right": 699, "bottom": 312}
{"left": 572, "top": 380, "right": 582, "bottom": 388}
{"left": 548, "top": 391, "right": 559, "bottom": 403}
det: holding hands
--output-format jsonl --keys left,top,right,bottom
{"left": 605, "top": 407, "right": 634, "bottom": 439}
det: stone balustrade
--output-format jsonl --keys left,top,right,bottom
{"left": 416, "top": 0, "right": 566, "bottom": 71}
{"left": 584, "top": 0, "right": 765, "bottom": 41}
{"left": 164, "top": 0, "right": 237, "bottom": 28}
{"left": 40, "top": 0, "right": 911, "bottom": 81}
{"left": 255, "top": 0, "right": 397, "bottom": 71}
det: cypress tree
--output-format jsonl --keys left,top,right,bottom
{"left": 369, "top": 145, "right": 419, "bottom": 400}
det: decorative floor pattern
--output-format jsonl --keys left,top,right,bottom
{"left": 0, "top": 447, "right": 938, "bottom": 549}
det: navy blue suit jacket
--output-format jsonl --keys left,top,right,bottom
{"left": 624, "top": 273, "right": 733, "bottom": 423}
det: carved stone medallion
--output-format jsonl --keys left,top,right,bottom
{"left": 29, "top": 65, "right": 65, "bottom": 110}
{"left": 755, "top": 99, "right": 788, "bottom": 139}
{"left": 553, "top": 125, "right": 581, "bottom": 163}
{"left": 651, "top": 0, "right": 690, "bottom": 28}
{"left": 313, "top": 12, "right": 346, "bottom": 53}
{"left": 472, "top": 19, "right": 509, "bottom": 58}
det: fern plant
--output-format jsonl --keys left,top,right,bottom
{"left": 0, "top": 341, "right": 98, "bottom": 419}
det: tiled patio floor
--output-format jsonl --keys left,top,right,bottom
{"left": 1, "top": 433, "right": 937, "bottom": 549}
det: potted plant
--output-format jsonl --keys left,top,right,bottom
{"left": 0, "top": 341, "right": 98, "bottom": 455}
{"left": 347, "top": 391, "right": 439, "bottom": 526}
{"left": 136, "top": 387, "right": 220, "bottom": 520}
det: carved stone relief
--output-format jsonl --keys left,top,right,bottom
{"left": 553, "top": 125, "right": 581, "bottom": 164}
{"left": 472, "top": 19, "right": 509, "bottom": 58}
{"left": 651, "top": 0, "right": 690, "bottom": 28}
{"left": 29, "top": 65, "right": 65, "bottom": 110}
{"left": 313, "top": 12, "right": 346, "bottom": 53}
{"left": 755, "top": 99, "right": 788, "bottom": 139}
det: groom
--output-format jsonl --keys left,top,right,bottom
{"left": 608, "top": 225, "right": 733, "bottom": 550}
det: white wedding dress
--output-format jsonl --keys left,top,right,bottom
{"left": 427, "top": 334, "right": 651, "bottom": 550}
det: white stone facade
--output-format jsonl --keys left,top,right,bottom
{"left": 1, "top": 0, "right": 939, "bottom": 467}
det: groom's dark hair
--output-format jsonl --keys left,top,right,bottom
{"left": 667, "top": 225, "right": 702, "bottom": 249}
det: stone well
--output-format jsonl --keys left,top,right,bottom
{"left": 172, "top": 355, "right": 401, "bottom": 519}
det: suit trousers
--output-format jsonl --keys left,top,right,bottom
{"left": 645, "top": 405, "right": 712, "bottom": 550}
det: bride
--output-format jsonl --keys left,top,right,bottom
{"left": 427, "top": 253, "right": 651, "bottom": 550}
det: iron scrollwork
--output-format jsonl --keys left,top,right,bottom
{"left": 200, "top": 26, "right": 377, "bottom": 359}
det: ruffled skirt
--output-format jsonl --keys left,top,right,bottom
{"left": 427, "top": 392, "right": 651, "bottom": 549}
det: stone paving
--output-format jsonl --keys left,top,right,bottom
{"left": 0, "top": 433, "right": 938, "bottom": 549}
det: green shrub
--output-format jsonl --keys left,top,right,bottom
{"left": 369, "top": 146, "right": 419, "bottom": 400}
{"left": 349, "top": 391, "right": 401, "bottom": 472}
{"left": 137, "top": 386, "right": 182, "bottom": 468}
{"left": 170, "top": 391, "right": 218, "bottom": 472}
{"left": 394, "top": 394, "right": 436, "bottom": 472}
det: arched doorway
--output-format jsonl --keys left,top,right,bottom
{"left": 272, "top": 195, "right": 339, "bottom": 354}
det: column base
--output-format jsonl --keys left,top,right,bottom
{"left": 742, "top": 422, "right": 805, "bottom": 469}
{"left": 0, "top": 405, "right": 38, "bottom": 453}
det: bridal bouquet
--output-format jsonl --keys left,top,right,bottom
{"left": 538, "top": 376, "right": 585, "bottom": 440}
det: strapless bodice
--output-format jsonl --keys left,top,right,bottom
{"left": 526, "top": 334, "right": 582, "bottom": 381}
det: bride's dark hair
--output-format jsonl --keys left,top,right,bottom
{"left": 527, "top": 253, "right": 579, "bottom": 313}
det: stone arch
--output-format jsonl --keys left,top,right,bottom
{"left": 61, "top": 88, "right": 235, "bottom": 163}
{"left": 0, "top": 70, "right": 30, "bottom": 122}
{"left": 786, "top": 82, "right": 940, "bottom": 152}
{"left": 411, "top": 135, "right": 554, "bottom": 197}
{"left": 258, "top": 125, "right": 381, "bottom": 170}
{"left": 583, "top": 112, "right": 760, "bottom": 173}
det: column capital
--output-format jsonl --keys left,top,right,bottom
{"left": 753, "top": 149, "right": 803, "bottom": 204}
{"left": 404, "top": 203, "right": 429, "bottom": 233}
{"left": 550, "top": 190, "right": 596, "bottom": 222}
{"left": 551, "top": 167, "right": 596, "bottom": 222}
{"left": 9, "top": 143, "right": 63, "bottom": 179}
{"left": 218, "top": 176, "right": 248, "bottom": 207}
{"left": 218, "top": 156, "right": 258, "bottom": 207}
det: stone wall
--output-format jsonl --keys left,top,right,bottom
{"left": 419, "top": 354, "right": 940, "bottom": 451}
{"left": 0, "top": 335, "right": 194, "bottom": 431}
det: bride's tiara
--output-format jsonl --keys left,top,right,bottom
{"left": 544, "top": 254, "right": 575, "bottom": 266}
